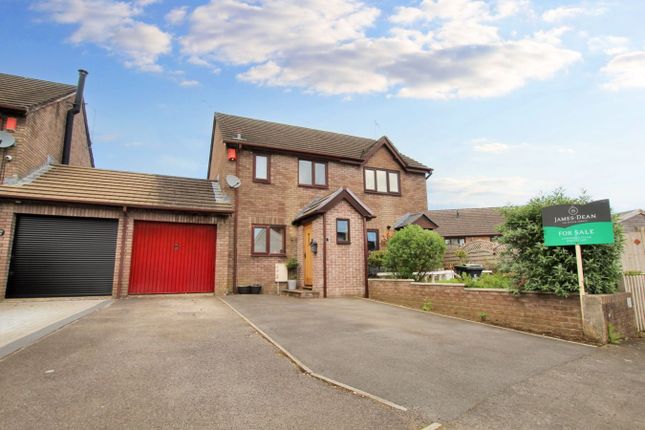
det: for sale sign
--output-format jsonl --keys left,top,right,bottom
{"left": 542, "top": 199, "right": 614, "bottom": 246}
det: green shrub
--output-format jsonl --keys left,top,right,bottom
{"left": 385, "top": 225, "right": 446, "bottom": 281}
{"left": 498, "top": 189, "right": 624, "bottom": 297}
{"left": 421, "top": 299, "right": 433, "bottom": 312}
{"left": 624, "top": 271, "right": 643, "bottom": 276}
{"left": 367, "top": 249, "right": 388, "bottom": 268}
{"left": 462, "top": 273, "right": 512, "bottom": 289}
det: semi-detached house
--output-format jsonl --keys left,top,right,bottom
{"left": 0, "top": 72, "right": 432, "bottom": 300}
{"left": 208, "top": 113, "right": 432, "bottom": 297}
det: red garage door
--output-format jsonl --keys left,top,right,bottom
{"left": 129, "top": 221, "right": 216, "bottom": 294}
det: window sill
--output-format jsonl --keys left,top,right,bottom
{"left": 298, "top": 184, "right": 329, "bottom": 190}
{"left": 364, "top": 190, "right": 401, "bottom": 197}
{"left": 251, "top": 253, "right": 287, "bottom": 257}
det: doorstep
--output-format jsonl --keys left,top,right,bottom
{"left": 281, "top": 289, "right": 321, "bottom": 298}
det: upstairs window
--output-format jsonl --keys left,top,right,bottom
{"left": 253, "top": 154, "right": 270, "bottom": 183}
{"left": 445, "top": 237, "right": 466, "bottom": 246}
{"left": 364, "top": 168, "right": 400, "bottom": 195}
{"left": 252, "top": 225, "right": 285, "bottom": 255}
{"left": 299, "top": 160, "right": 327, "bottom": 188}
{"left": 336, "top": 219, "right": 350, "bottom": 244}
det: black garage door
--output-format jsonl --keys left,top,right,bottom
{"left": 6, "top": 215, "right": 118, "bottom": 298}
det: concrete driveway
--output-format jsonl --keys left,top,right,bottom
{"left": 0, "top": 296, "right": 422, "bottom": 430}
{"left": 0, "top": 298, "right": 110, "bottom": 358}
{"left": 224, "top": 295, "right": 644, "bottom": 428}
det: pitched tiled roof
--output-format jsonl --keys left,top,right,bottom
{"left": 617, "top": 209, "right": 644, "bottom": 223}
{"left": 293, "top": 187, "right": 374, "bottom": 224}
{"left": 0, "top": 73, "right": 76, "bottom": 113}
{"left": 215, "top": 113, "right": 431, "bottom": 171}
{"left": 0, "top": 164, "right": 233, "bottom": 213}
{"left": 426, "top": 207, "right": 504, "bottom": 237}
{"left": 393, "top": 212, "right": 438, "bottom": 230}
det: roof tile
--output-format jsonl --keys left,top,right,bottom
{"left": 426, "top": 207, "right": 504, "bottom": 237}
{"left": 215, "top": 113, "right": 431, "bottom": 171}
{"left": 0, "top": 73, "right": 76, "bottom": 113}
{"left": 0, "top": 164, "right": 233, "bottom": 213}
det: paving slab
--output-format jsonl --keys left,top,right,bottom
{"left": 0, "top": 298, "right": 110, "bottom": 358}
{"left": 0, "top": 296, "right": 424, "bottom": 430}
{"left": 224, "top": 295, "right": 595, "bottom": 423}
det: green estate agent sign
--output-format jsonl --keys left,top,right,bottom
{"left": 542, "top": 199, "right": 614, "bottom": 246}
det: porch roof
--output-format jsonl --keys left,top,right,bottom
{"left": 292, "top": 187, "right": 375, "bottom": 225}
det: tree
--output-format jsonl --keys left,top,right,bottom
{"left": 498, "top": 189, "right": 624, "bottom": 296}
{"left": 385, "top": 225, "right": 446, "bottom": 281}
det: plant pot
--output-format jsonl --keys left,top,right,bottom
{"left": 237, "top": 285, "right": 251, "bottom": 294}
{"left": 287, "top": 280, "right": 297, "bottom": 290}
{"left": 249, "top": 285, "right": 262, "bottom": 294}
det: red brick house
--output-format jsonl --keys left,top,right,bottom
{"left": 208, "top": 113, "right": 433, "bottom": 297}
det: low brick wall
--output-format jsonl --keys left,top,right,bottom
{"left": 368, "top": 279, "right": 637, "bottom": 344}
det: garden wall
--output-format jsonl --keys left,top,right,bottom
{"left": 368, "top": 279, "right": 637, "bottom": 344}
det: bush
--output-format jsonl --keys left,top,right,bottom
{"left": 367, "top": 249, "right": 388, "bottom": 268}
{"left": 462, "top": 273, "right": 512, "bottom": 289}
{"left": 498, "top": 189, "right": 624, "bottom": 297}
{"left": 385, "top": 225, "right": 446, "bottom": 281}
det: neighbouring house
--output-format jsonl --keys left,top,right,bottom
{"left": 618, "top": 209, "right": 645, "bottom": 273}
{"left": 0, "top": 71, "right": 94, "bottom": 181}
{"left": 425, "top": 207, "right": 504, "bottom": 245}
{"left": 392, "top": 212, "right": 438, "bottom": 232}
{"left": 208, "top": 113, "right": 433, "bottom": 297}
{"left": 0, "top": 72, "right": 233, "bottom": 299}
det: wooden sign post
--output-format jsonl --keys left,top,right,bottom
{"left": 542, "top": 200, "right": 615, "bottom": 325}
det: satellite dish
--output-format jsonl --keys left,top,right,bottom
{"left": 226, "top": 175, "right": 241, "bottom": 189}
{"left": 0, "top": 131, "right": 15, "bottom": 149}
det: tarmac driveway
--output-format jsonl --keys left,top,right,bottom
{"left": 0, "top": 297, "right": 422, "bottom": 430}
{"left": 224, "top": 295, "right": 597, "bottom": 424}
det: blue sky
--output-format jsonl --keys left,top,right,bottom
{"left": 1, "top": 0, "right": 643, "bottom": 211}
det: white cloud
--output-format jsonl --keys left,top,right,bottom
{"left": 180, "top": 0, "right": 579, "bottom": 99}
{"left": 181, "top": 0, "right": 380, "bottom": 65}
{"left": 542, "top": 3, "right": 606, "bottom": 23}
{"left": 179, "top": 79, "right": 200, "bottom": 87}
{"left": 429, "top": 176, "right": 554, "bottom": 208}
{"left": 470, "top": 138, "right": 510, "bottom": 153}
{"left": 601, "top": 51, "right": 645, "bottom": 91}
{"left": 35, "top": 0, "right": 171, "bottom": 72}
{"left": 165, "top": 6, "right": 188, "bottom": 25}
{"left": 587, "top": 35, "right": 630, "bottom": 55}
{"left": 468, "top": 138, "right": 576, "bottom": 155}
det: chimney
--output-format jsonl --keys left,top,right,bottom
{"left": 62, "top": 69, "right": 88, "bottom": 165}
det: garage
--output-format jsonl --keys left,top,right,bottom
{"left": 6, "top": 215, "right": 118, "bottom": 298}
{"left": 128, "top": 221, "right": 217, "bottom": 295}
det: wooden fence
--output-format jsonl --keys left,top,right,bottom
{"left": 443, "top": 240, "right": 507, "bottom": 270}
{"left": 623, "top": 274, "right": 645, "bottom": 332}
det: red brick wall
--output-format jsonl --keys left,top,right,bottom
{"left": 209, "top": 124, "right": 428, "bottom": 293}
{"left": 2, "top": 96, "right": 92, "bottom": 182}
{"left": 0, "top": 201, "right": 230, "bottom": 299}
{"left": 368, "top": 279, "right": 586, "bottom": 341}
{"left": 324, "top": 200, "right": 366, "bottom": 297}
